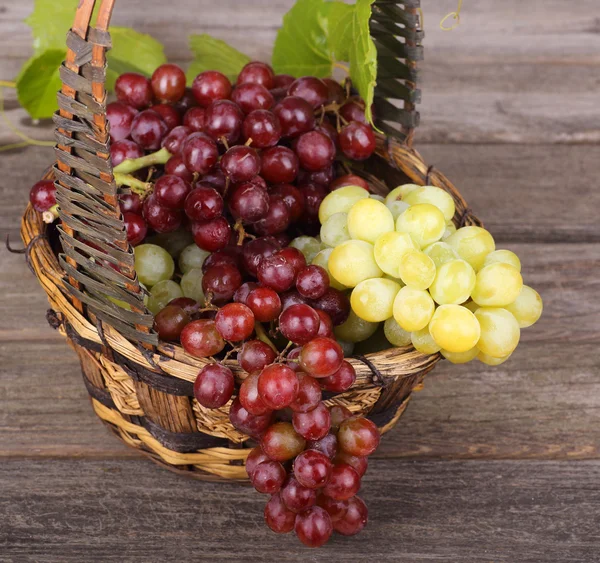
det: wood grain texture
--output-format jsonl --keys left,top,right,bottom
{"left": 0, "top": 458, "right": 598, "bottom": 562}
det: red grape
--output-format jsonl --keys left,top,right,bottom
{"left": 29, "top": 180, "right": 56, "bottom": 212}
{"left": 242, "top": 238, "right": 279, "bottom": 276}
{"left": 264, "top": 493, "right": 296, "bottom": 534}
{"left": 154, "top": 175, "right": 192, "bottom": 210}
{"left": 279, "top": 304, "right": 320, "bottom": 345}
{"left": 193, "top": 363, "right": 235, "bottom": 409}
{"left": 123, "top": 212, "right": 147, "bottom": 246}
{"left": 296, "top": 265, "right": 329, "bottom": 300}
{"left": 229, "top": 398, "right": 273, "bottom": 438}
{"left": 191, "top": 216, "right": 231, "bottom": 252}
{"left": 260, "top": 146, "right": 299, "bottom": 184}
{"left": 339, "top": 121, "right": 376, "bottom": 161}
{"left": 317, "top": 495, "right": 348, "bottom": 523}
{"left": 154, "top": 305, "right": 190, "bottom": 341}
{"left": 289, "top": 373, "right": 322, "bottom": 413}
{"left": 323, "top": 78, "right": 346, "bottom": 105}
{"left": 142, "top": 195, "right": 182, "bottom": 233}
{"left": 204, "top": 100, "right": 244, "bottom": 145}
{"left": 330, "top": 173, "right": 370, "bottom": 191}
{"left": 119, "top": 192, "right": 143, "bottom": 214}
{"left": 228, "top": 182, "right": 270, "bottom": 224}
{"left": 261, "top": 422, "right": 306, "bottom": 461}
{"left": 340, "top": 98, "right": 373, "bottom": 126}
{"left": 202, "top": 249, "right": 239, "bottom": 273}
{"left": 232, "top": 82, "right": 274, "bottom": 114}
{"left": 150, "top": 104, "right": 181, "bottom": 131}
{"left": 269, "top": 184, "right": 305, "bottom": 222}
{"left": 312, "top": 288, "right": 351, "bottom": 326}
{"left": 239, "top": 340, "right": 277, "bottom": 373}
{"left": 115, "top": 73, "right": 153, "bottom": 109}
{"left": 174, "top": 87, "right": 198, "bottom": 114}
{"left": 107, "top": 101, "right": 138, "bottom": 141}
{"left": 111, "top": 139, "right": 144, "bottom": 167}
{"left": 276, "top": 247, "right": 306, "bottom": 278}
{"left": 322, "top": 463, "right": 361, "bottom": 500}
{"left": 308, "top": 433, "right": 338, "bottom": 459}
{"left": 300, "top": 337, "right": 344, "bottom": 378}
{"left": 182, "top": 132, "right": 219, "bottom": 174}
{"left": 293, "top": 450, "right": 332, "bottom": 489}
{"left": 338, "top": 416, "right": 380, "bottom": 456}
{"left": 246, "top": 446, "right": 270, "bottom": 478}
{"left": 292, "top": 401, "right": 331, "bottom": 441}
{"left": 333, "top": 496, "right": 368, "bottom": 536}
{"left": 180, "top": 320, "right": 226, "bottom": 358}
{"left": 288, "top": 77, "right": 328, "bottom": 109}
{"left": 280, "top": 476, "right": 317, "bottom": 514}
{"left": 319, "top": 360, "right": 356, "bottom": 393}
{"left": 151, "top": 63, "right": 186, "bottom": 102}
{"left": 258, "top": 364, "right": 299, "bottom": 410}
{"left": 252, "top": 461, "right": 286, "bottom": 494}
{"left": 295, "top": 506, "right": 333, "bottom": 548}
{"left": 162, "top": 125, "right": 192, "bottom": 154}
{"left": 165, "top": 154, "right": 194, "bottom": 182}
{"left": 168, "top": 297, "right": 200, "bottom": 316}
{"left": 220, "top": 146, "right": 261, "bottom": 183}
{"left": 239, "top": 372, "right": 271, "bottom": 416}
{"left": 185, "top": 185, "right": 224, "bottom": 222}
{"left": 215, "top": 303, "right": 255, "bottom": 341}
{"left": 131, "top": 110, "right": 168, "bottom": 150}
{"left": 253, "top": 195, "right": 291, "bottom": 236}
{"left": 296, "top": 131, "right": 336, "bottom": 171}
{"left": 330, "top": 405, "right": 353, "bottom": 431}
{"left": 243, "top": 109, "right": 282, "bottom": 148}
{"left": 237, "top": 62, "right": 275, "bottom": 89}
{"left": 273, "top": 74, "right": 295, "bottom": 89}
{"left": 233, "top": 282, "right": 259, "bottom": 305}
{"left": 273, "top": 96, "right": 315, "bottom": 138}
{"left": 246, "top": 287, "right": 282, "bottom": 322}
{"left": 286, "top": 346, "right": 303, "bottom": 371}
{"left": 257, "top": 254, "right": 296, "bottom": 293}
{"left": 316, "top": 310, "right": 334, "bottom": 338}
{"left": 192, "top": 71, "right": 232, "bottom": 107}
{"left": 334, "top": 451, "right": 368, "bottom": 478}
{"left": 301, "top": 183, "right": 328, "bottom": 223}
{"left": 202, "top": 264, "right": 242, "bottom": 304}
{"left": 280, "top": 290, "right": 308, "bottom": 312}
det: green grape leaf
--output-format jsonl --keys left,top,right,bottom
{"left": 187, "top": 34, "right": 251, "bottom": 84}
{"left": 25, "top": 0, "right": 80, "bottom": 56}
{"left": 105, "top": 27, "right": 167, "bottom": 91}
{"left": 272, "top": 0, "right": 332, "bottom": 78}
{"left": 16, "top": 49, "right": 65, "bottom": 119}
{"left": 324, "top": 2, "right": 355, "bottom": 62}
{"left": 349, "top": 0, "right": 378, "bottom": 126}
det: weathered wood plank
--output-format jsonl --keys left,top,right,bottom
{"left": 0, "top": 458, "right": 598, "bottom": 562}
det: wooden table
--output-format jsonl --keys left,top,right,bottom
{"left": 1, "top": 1, "right": 599, "bottom": 561}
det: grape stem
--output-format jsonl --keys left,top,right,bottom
{"left": 114, "top": 173, "right": 154, "bottom": 198}
{"left": 276, "top": 341, "right": 294, "bottom": 362}
{"left": 255, "top": 322, "right": 278, "bottom": 353}
{"left": 42, "top": 204, "right": 59, "bottom": 224}
{"left": 113, "top": 147, "right": 171, "bottom": 175}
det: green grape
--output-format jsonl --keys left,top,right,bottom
{"left": 383, "top": 317, "right": 412, "bottom": 347}
{"left": 334, "top": 309, "right": 379, "bottom": 343}
{"left": 370, "top": 194, "right": 385, "bottom": 203}
{"left": 320, "top": 212, "right": 350, "bottom": 247}
{"left": 471, "top": 262, "right": 523, "bottom": 307}
{"left": 483, "top": 249, "right": 522, "bottom": 272}
{"left": 398, "top": 250, "right": 436, "bottom": 290}
{"left": 147, "top": 280, "right": 184, "bottom": 315}
{"left": 179, "top": 244, "right": 211, "bottom": 274}
{"left": 429, "top": 259, "right": 476, "bottom": 305}
{"left": 319, "top": 185, "right": 369, "bottom": 224}
{"left": 475, "top": 307, "right": 520, "bottom": 358}
{"left": 441, "top": 347, "right": 479, "bottom": 364}
{"left": 329, "top": 240, "right": 382, "bottom": 288}
{"left": 385, "top": 184, "right": 419, "bottom": 205}
{"left": 442, "top": 222, "right": 457, "bottom": 240}
{"left": 402, "top": 186, "right": 456, "bottom": 222}
{"left": 395, "top": 203, "right": 446, "bottom": 248}
{"left": 386, "top": 199, "right": 411, "bottom": 220}
{"left": 423, "top": 241, "right": 459, "bottom": 268}
{"left": 337, "top": 339, "right": 355, "bottom": 356}
{"left": 134, "top": 244, "right": 175, "bottom": 288}
{"left": 347, "top": 198, "right": 395, "bottom": 244}
{"left": 312, "top": 248, "right": 348, "bottom": 290}
{"left": 477, "top": 351, "right": 512, "bottom": 366}
{"left": 373, "top": 232, "right": 416, "bottom": 277}
{"left": 290, "top": 236, "right": 323, "bottom": 264}
{"left": 392, "top": 286, "right": 435, "bottom": 332}
{"left": 147, "top": 228, "right": 194, "bottom": 258}
{"left": 429, "top": 304, "right": 481, "bottom": 353}
{"left": 446, "top": 226, "right": 495, "bottom": 271}
{"left": 180, "top": 268, "right": 206, "bottom": 305}
{"left": 505, "top": 285, "right": 543, "bottom": 328}
{"left": 353, "top": 326, "right": 392, "bottom": 355}
{"left": 411, "top": 326, "right": 441, "bottom": 355}
{"left": 351, "top": 278, "right": 401, "bottom": 322}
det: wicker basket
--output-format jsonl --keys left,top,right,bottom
{"left": 21, "top": 0, "right": 480, "bottom": 481}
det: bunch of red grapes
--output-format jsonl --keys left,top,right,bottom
{"left": 30, "top": 59, "right": 381, "bottom": 548}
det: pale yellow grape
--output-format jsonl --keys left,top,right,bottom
{"left": 334, "top": 310, "right": 379, "bottom": 343}
{"left": 475, "top": 307, "right": 520, "bottom": 358}
{"left": 134, "top": 244, "right": 175, "bottom": 288}
{"left": 441, "top": 347, "right": 479, "bottom": 364}
{"left": 383, "top": 318, "right": 412, "bottom": 347}
{"left": 423, "top": 241, "right": 459, "bottom": 268}
{"left": 411, "top": 327, "right": 441, "bottom": 355}
{"left": 180, "top": 268, "right": 206, "bottom": 305}
{"left": 398, "top": 250, "right": 436, "bottom": 290}
{"left": 395, "top": 203, "right": 446, "bottom": 248}
{"left": 320, "top": 212, "right": 350, "bottom": 247}
{"left": 370, "top": 194, "right": 385, "bottom": 203}
{"left": 386, "top": 199, "right": 410, "bottom": 220}
{"left": 351, "top": 278, "right": 401, "bottom": 322}
{"left": 429, "top": 259, "right": 476, "bottom": 305}
{"left": 319, "top": 185, "right": 369, "bottom": 223}
{"left": 373, "top": 231, "right": 416, "bottom": 276}
{"left": 446, "top": 226, "right": 495, "bottom": 271}
{"left": 385, "top": 184, "right": 419, "bottom": 205}
{"left": 290, "top": 236, "right": 322, "bottom": 264}
{"left": 312, "top": 248, "right": 347, "bottom": 290}
{"left": 392, "top": 286, "right": 435, "bottom": 332}
{"left": 442, "top": 222, "right": 457, "bottom": 240}
{"left": 337, "top": 339, "right": 355, "bottom": 356}
{"left": 384, "top": 274, "right": 405, "bottom": 286}
{"left": 179, "top": 244, "right": 210, "bottom": 274}
{"left": 483, "top": 249, "right": 522, "bottom": 272}
{"left": 147, "top": 280, "right": 184, "bottom": 315}
{"left": 347, "top": 199, "right": 395, "bottom": 244}
{"left": 403, "top": 186, "right": 456, "bottom": 222}
{"left": 505, "top": 285, "right": 543, "bottom": 328}
{"left": 328, "top": 240, "right": 383, "bottom": 288}
{"left": 471, "top": 262, "right": 523, "bottom": 307}
{"left": 477, "top": 351, "right": 512, "bottom": 366}
{"left": 429, "top": 305, "right": 481, "bottom": 353}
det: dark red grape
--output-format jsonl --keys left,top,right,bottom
{"left": 330, "top": 173, "right": 370, "bottom": 191}
{"left": 296, "top": 265, "right": 329, "bottom": 300}
{"left": 232, "top": 83, "right": 274, "bottom": 114}
{"left": 288, "top": 77, "right": 328, "bottom": 109}
{"left": 308, "top": 433, "right": 338, "bottom": 459}
{"left": 339, "top": 121, "right": 376, "bottom": 161}
{"left": 239, "top": 340, "right": 277, "bottom": 373}
{"left": 301, "top": 183, "right": 328, "bottom": 222}
{"left": 276, "top": 247, "right": 306, "bottom": 278}
{"left": 280, "top": 290, "right": 308, "bottom": 311}
{"left": 252, "top": 461, "right": 286, "bottom": 494}
{"left": 131, "top": 110, "right": 168, "bottom": 150}
{"left": 264, "top": 493, "right": 296, "bottom": 534}
{"left": 220, "top": 146, "right": 261, "bottom": 183}
{"left": 334, "top": 451, "right": 368, "bottom": 478}
{"left": 150, "top": 103, "right": 181, "bottom": 131}
{"left": 182, "top": 132, "right": 219, "bottom": 174}
{"left": 249, "top": 175, "right": 268, "bottom": 191}
{"left": 215, "top": 303, "right": 255, "bottom": 341}
{"left": 242, "top": 237, "right": 279, "bottom": 276}
{"left": 294, "top": 506, "right": 333, "bottom": 548}
{"left": 338, "top": 416, "right": 380, "bottom": 456}
{"left": 333, "top": 496, "right": 368, "bottom": 536}
{"left": 107, "top": 101, "right": 138, "bottom": 141}
{"left": 174, "top": 87, "right": 198, "bottom": 114}
{"left": 111, "top": 139, "right": 144, "bottom": 167}
{"left": 257, "top": 254, "right": 296, "bottom": 293}
{"left": 273, "top": 96, "right": 315, "bottom": 138}
{"left": 239, "top": 372, "right": 271, "bottom": 416}
{"left": 180, "top": 319, "right": 226, "bottom": 358}
{"left": 289, "top": 373, "right": 322, "bottom": 413}
{"left": 323, "top": 78, "right": 346, "bottom": 105}
{"left": 142, "top": 195, "right": 182, "bottom": 233}
{"left": 237, "top": 61, "right": 275, "bottom": 89}
{"left": 281, "top": 476, "right": 317, "bottom": 514}
{"left": 154, "top": 305, "right": 190, "bottom": 341}
{"left": 192, "top": 71, "right": 232, "bottom": 107}
{"left": 123, "top": 212, "right": 147, "bottom": 246}
{"left": 193, "top": 363, "right": 235, "bottom": 408}
{"left": 152, "top": 63, "right": 186, "bottom": 103}
{"left": 273, "top": 74, "right": 295, "bottom": 89}
{"left": 202, "top": 264, "right": 242, "bottom": 304}
{"left": 296, "top": 131, "right": 336, "bottom": 172}
{"left": 228, "top": 182, "right": 269, "bottom": 224}
{"left": 192, "top": 217, "right": 231, "bottom": 252}
{"left": 312, "top": 288, "right": 351, "bottom": 326}
{"left": 168, "top": 297, "right": 200, "bottom": 316}
{"left": 202, "top": 249, "right": 240, "bottom": 273}
{"left": 185, "top": 185, "right": 224, "bottom": 222}
{"left": 258, "top": 364, "right": 299, "bottom": 410}
{"left": 298, "top": 164, "right": 334, "bottom": 187}
{"left": 269, "top": 184, "right": 305, "bottom": 222}
{"left": 316, "top": 310, "right": 334, "bottom": 338}
{"left": 246, "top": 446, "right": 270, "bottom": 478}
{"left": 300, "top": 337, "right": 344, "bottom": 378}
{"left": 199, "top": 168, "right": 227, "bottom": 193}
{"left": 279, "top": 304, "right": 320, "bottom": 345}
{"left": 330, "top": 405, "right": 353, "bottom": 431}
{"left": 183, "top": 107, "right": 206, "bottom": 132}
{"left": 319, "top": 360, "right": 356, "bottom": 393}
{"left": 340, "top": 98, "right": 374, "bottom": 126}
{"left": 260, "top": 146, "right": 299, "bottom": 184}
{"left": 253, "top": 195, "right": 291, "bottom": 236}
{"left": 246, "top": 287, "right": 282, "bottom": 323}
{"left": 322, "top": 463, "right": 360, "bottom": 501}
{"left": 162, "top": 125, "right": 192, "bottom": 154}
{"left": 119, "top": 192, "right": 143, "bottom": 214}
{"left": 293, "top": 450, "right": 332, "bottom": 489}
{"left": 155, "top": 175, "right": 191, "bottom": 210}
{"left": 229, "top": 398, "right": 273, "bottom": 438}
{"left": 243, "top": 109, "right": 282, "bottom": 148}
{"left": 317, "top": 495, "right": 348, "bottom": 523}
{"left": 29, "top": 180, "right": 56, "bottom": 212}
{"left": 261, "top": 422, "right": 306, "bottom": 461}
{"left": 115, "top": 73, "right": 152, "bottom": 109}
{"left": 293, "top": 401, "right": 331, "bottom": 441}
{"left": 165, "top": 154, "right": 194, "bottom": 182}
{"left": 204, "top": 100, "right": 244, "bottom": 145}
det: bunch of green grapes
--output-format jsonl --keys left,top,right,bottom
{"left": 305, "top": 184, "right": 543, "bottom": 366}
